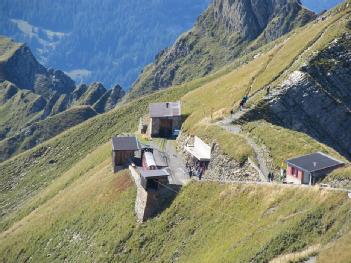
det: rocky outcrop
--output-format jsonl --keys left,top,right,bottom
{"left": 177, "top": 133, "right": 260, "bottom": 182}
{"left": 205, "top": 144, "right": 260, "bottom": 182}
{"left": 239, "top": 33, "right": 351, "bottom": 160}
{"left": 212, "top": 0, "right": 312, "bottom": 41}
{"left": 93, "top": 84, "right": 125, "bottom": 113}
{"left": 129, "top": 0, "right": 315, "bottom": 98}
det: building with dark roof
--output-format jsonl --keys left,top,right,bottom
{"left": 147, "top": 101, "right": 182, "bottom": 138}
{"left": 139, "top": 168, "right": 170, "bottom": 191}
{"left": 285, "top": 152, "right": 344, "bottom": 185}
{"left": 112, "top": 136, "right": 141, "bottom": 172}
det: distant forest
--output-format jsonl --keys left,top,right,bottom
{"left": 0, "top": 0, "right": 343, "bottom": 89}
{"left": 0, "top": 0, "right": 210, "bottom": 88}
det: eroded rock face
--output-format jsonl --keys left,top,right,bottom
{"left": 93, "top": 84, "right": 125, "bottom": 113}
{"left": 130, "top": 0, "right": 315, "bottom": 98}
{"left": 242, "top": 33, "right": 351, "bottom": 159}
{"left": 3, "top": 45, "right": 46, "bottom": 91}
{"left": 205, "top": 144, "right": 260, "bottom": 182}
{"left": 213, "top": 0, "right": 275, "bottom": 39}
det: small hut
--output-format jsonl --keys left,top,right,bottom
{"left": 112, "top": 136, "right": 141, "bottom": 172}
{"left": 185, "top": 136, "right": 212, "bottom": 176}
{"left": 139, "top": 169, "right": 170, "bottom": 191}
{"left": 142, "top": 148, "right": 168, "bottom": 170}
{"left": 186, "top": 136, "right": 211, "bottom": 162}
{"left": 285, "top": 152, "right": 344, "bottom": 185}
{"left": 148, "top": 101, "right": 182, "bottom": 138}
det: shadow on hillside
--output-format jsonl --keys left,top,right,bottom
{"left": 235, "top": 94, "right": 351, "bottom": 161}
{"left": 155, "top": 184, "right": 182, "bottom": 217}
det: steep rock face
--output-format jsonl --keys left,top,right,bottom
{"left": 241, "top": 33, "right": 351, "bottom": 159}
{"left": 93, "top": 84, "right": 125, "bottom": 113}
{"left": 1, "top": 45, "right": 46, "bottom": 91}
{"left": 130, "top": 0, "right": 315, "bottom": 98}
{"left": 1, "top": 45, "right": 75, "bottom": 97}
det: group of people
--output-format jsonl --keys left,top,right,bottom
{"left": 186, "top": 160, "right": 206, "bottom": 180}
{"left": 267, "top": 172, "right": 275, "bottom": 182}
{"left": 268, "top": 169, "right": 287, "bottom": 182}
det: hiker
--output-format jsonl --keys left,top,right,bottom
{"left": 198, "top": 166, "right": 204, "bottom": 181}
{"left": 266, "top": 86, "right": 270, "bottom": 96}
{"left": 189, "top": 167, "right": 193, "bottom": 178}
{"left": 268, "top": 172, "right": 274, "bottom": 182}
{"left": 239, "top": 95, "right": 249, "bottom": 111}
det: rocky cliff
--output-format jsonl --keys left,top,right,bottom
{"left": 239, "top": 32, "right": 351, "bottom": 159}
{"left": 129, "top": 0, "right": 315, "bottom": 98}
{"left": 0, "top": 37, "right": 125, "bottom": 161}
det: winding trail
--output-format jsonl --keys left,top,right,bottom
{"left": 213, "top": 15, "right": 349, "bottom": 182}
{"left": 217, "top": 113, "right": 270, "bottom": 182}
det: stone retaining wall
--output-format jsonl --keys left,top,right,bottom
{"left": 177, "top": 133, "right": 260, "bottom": 182}
{"left": 129, "top": 166, "right": 177, "bottom": 222}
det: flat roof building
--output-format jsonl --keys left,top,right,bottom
{"left": 139, "top": 169, "right": 170, "bottom": 191}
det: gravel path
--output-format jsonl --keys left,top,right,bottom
{"left": 217, "top": 113, "right": 270, "bottom": 182}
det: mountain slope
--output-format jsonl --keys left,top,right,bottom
{"left": 0, "top": 37, "right": 125, "bottom": 161}
{"left": 239, "top": 33, "right": 351, "bottom": 159}
{"left": 0, "top": 0, "right": 211, "bottom": 88}
{"left": 0, "top": 2, "right": 350, "bottom": 262}
{"left": 1, "top": 166, "right": 350, "bottom": 262}
{"left": 129, "top": 0, "right": 315, "bottom": 98}
{"left": 0, "top": 106, "right": 97, "bottom": 161}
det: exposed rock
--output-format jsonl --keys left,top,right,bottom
{"left": 93, "top": 84, "right": 125, "bottom": 113}
{"left": 177, "top": 133, "right": 260, "bottom": 182}
{"left": 72, "top": 84, "right": 88, "bottom": 101}
{"left": 130, "top": 0, "right": 315, "bottom": 98}
{"left": 2, "top": 44, "right": 46, "bottom": 91}
{"left": 28, "top": 96, "right": 47, "bottom": 114}
{"left": 240, "top": 33, "right": 351, "bottom": 160}
{"left": 0, "top": 81, "right": 18, "bottom": 103}
{"left": 205, "top": 144, "right": 260, "bottom": 182}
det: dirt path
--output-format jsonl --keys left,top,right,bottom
{"left": 214, "top": 17, "right": 344, "bottom": 182}
{"left": 217, "top": 118, "right": 270, "bottom": 182}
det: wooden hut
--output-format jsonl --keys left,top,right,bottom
{"left": 112, "top": 136, "right": 141, "bottom": 172}
{"left": 148, "top": 101, "right": 182, "bottom": 138}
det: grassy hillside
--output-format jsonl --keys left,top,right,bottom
{"left": 1, "top": 161, "right": 350, "bottom": 262}
{"left": 1, "top": 0, "right": 350, "bottom": 232}
{"left": 1, "top": 2, "right": 351, "bottom": 262}
{"left": 0, "top": 106, "right": 97, "bottom": 161}
{"left": 243, "top": 121, "right": 347, "bottom": 169}
{"left": 0, "top": 38, "right": 21, "bottom": 61}
{"left": 0, "top": 81, "right": 42, "bottom": 139}
{"left": 130, "top": 0, "right": 315, "bottom": 98}
{"left": 0, "top": 73, "right": 215, "bottom": 231}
